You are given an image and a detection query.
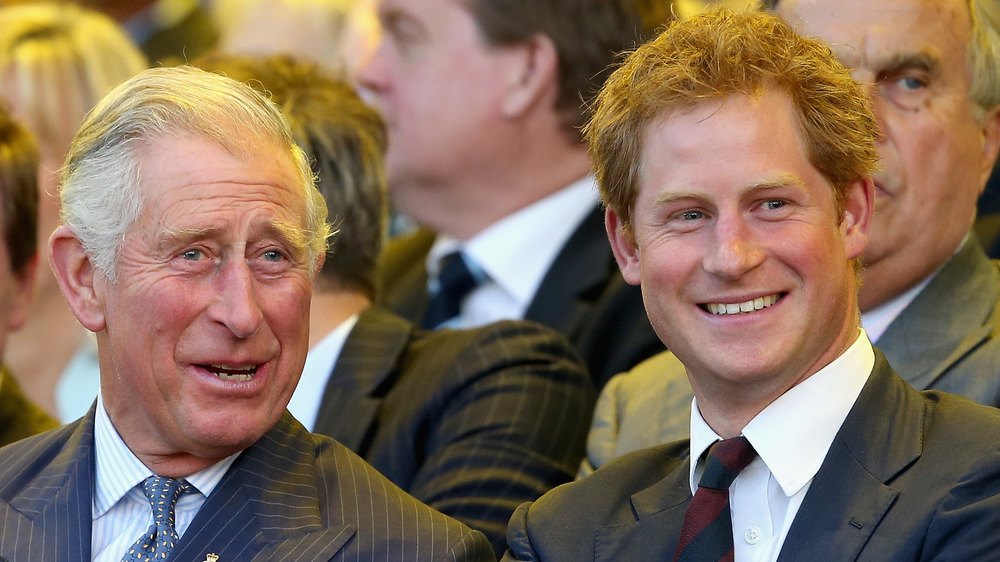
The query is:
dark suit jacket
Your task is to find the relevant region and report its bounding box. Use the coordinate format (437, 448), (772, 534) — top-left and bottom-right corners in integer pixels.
(0, 367), (58, 447)
(378, 207), (665, 388)
(313, 306), (595, 555)
(0, 409), (496, 561)
(876, 234), (1000, 404)
(503, 351), (1000, 561)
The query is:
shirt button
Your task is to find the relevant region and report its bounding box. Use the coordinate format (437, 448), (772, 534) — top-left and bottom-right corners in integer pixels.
(745, 526), (761, 545)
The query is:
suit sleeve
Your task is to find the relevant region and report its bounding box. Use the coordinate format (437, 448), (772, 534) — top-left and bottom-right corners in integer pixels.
(922, 445), (1000, 560)
(408, 321), (595, 556)
(445, 528), (500, 562)
(501, 502), (540, 562)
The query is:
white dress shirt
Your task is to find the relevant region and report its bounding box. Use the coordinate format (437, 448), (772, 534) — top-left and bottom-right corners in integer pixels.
(287, 314), (359, 431)
(426, 175), (600, 328)
(91, 395), (238, 562)
(688, 330), (875, 562)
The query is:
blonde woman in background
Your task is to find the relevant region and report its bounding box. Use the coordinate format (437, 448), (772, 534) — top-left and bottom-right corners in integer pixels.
(211, 0), (380, 78)
(0, 2), (148, 422)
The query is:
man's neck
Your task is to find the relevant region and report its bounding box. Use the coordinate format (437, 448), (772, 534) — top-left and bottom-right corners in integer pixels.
(395, 141), (592, 240)
(309, 289), (371, 348)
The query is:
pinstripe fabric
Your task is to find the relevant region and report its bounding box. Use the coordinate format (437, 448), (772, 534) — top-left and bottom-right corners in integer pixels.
(312, 306), (594, 555)
(0, 408), (496, 561)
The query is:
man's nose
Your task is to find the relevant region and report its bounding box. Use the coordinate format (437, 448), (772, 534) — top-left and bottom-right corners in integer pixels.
(702, 216), (766, 279)
(355, 38), (389, 97)
(210, 259), (264, 339)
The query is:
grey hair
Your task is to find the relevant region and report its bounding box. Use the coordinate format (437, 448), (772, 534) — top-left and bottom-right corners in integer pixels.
(59, 65), (331, 282)
(969, 0), (1000, 115)
(769, 0), (1000, 118)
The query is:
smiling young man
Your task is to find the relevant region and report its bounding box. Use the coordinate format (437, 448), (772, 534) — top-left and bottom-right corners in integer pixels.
(502, 9), (1000, 561)
(583, 0), (1000, 475)
(0, 66), (494, 561)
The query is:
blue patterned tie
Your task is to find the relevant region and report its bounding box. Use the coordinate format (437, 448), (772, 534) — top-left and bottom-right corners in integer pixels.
(121, 476), (191, 562)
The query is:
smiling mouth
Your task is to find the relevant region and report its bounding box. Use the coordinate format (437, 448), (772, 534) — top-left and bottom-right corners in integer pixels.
(202, 364), (259, 381)
(701, 293), (783, 316)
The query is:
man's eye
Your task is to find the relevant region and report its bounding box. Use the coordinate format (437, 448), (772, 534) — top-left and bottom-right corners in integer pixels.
(262, 250), (285, 262)
(680, 210), (703, 221)
(763, 200), (786, 210)
(181, 249), (203, 260)
(897, 76), (926, 90)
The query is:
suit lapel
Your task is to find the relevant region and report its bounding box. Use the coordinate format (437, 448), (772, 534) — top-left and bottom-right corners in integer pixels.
(0, 414), (94, 562)
(379, 228), (435, 325)
(524, 205), (616, 336)
(778, 352), (923, 561)
(877, 235), (1000, 390)
(312, 307), (411, 453)
(170, 415), (354, 561)
(594, 451), (692, 561)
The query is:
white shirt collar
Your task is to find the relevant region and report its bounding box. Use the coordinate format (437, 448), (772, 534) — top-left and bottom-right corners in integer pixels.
(861, 231), (968, 343)
(289, 313), (360, 431)
(92, 394), (239, 518)
(426, 176), (599, 313)
(689, 329), (874, 496)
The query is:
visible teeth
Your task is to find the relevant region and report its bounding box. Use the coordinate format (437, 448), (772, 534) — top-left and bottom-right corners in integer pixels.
(706, 294), (780, 316)
(207, 364), (257, 381)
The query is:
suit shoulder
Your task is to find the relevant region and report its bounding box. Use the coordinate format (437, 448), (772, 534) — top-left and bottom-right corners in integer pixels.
(317, 437), (495, 559)
(379, 229), (435, 280)
(412, 319), (589, 383)
(529, 442), (689, 522)
(921, 388), (1000, 436)
(0, 422), (80, 501)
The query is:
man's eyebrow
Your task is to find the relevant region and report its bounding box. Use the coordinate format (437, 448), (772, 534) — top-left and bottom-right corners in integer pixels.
(877, 52), (939, 76)
(266, 218), (311, 254)
(157, 224), (217, 246)
(156, 219), (311, 252)
(745, 175), (805, 192)
(650, 176), (804, 206)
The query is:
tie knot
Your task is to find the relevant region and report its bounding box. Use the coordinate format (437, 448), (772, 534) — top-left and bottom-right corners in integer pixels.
(422, 251), (482, 329)
(141, 476), (190, 527)
(436, 252), (478, 294)
(698, 436), (757, 491)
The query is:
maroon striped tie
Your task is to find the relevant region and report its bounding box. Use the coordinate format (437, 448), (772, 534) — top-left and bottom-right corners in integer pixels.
(673, 436), (757, 562)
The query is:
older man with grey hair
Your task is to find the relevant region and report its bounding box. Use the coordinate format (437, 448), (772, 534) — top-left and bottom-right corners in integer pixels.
(0, 65), (495, 561)
(582, 0), (1000, 476)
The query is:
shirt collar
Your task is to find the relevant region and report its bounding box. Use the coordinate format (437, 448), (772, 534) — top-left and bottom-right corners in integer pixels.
(93, 394), (240, 517)
(861, 231), (968, 342)
(289, 313), (360, 430)
(427, 176), (599, 308)
(689, 330), (874, 496)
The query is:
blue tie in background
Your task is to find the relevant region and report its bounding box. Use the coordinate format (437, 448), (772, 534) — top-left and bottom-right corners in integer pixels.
(423, 251), (480, 329)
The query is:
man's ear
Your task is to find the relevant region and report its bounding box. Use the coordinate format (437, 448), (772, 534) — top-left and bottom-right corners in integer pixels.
(978, 104), (1000, 193)
(840, 176), (875, 261)
(7, 252), (38, 332)
(606, 207), (642, 285)
(49, 225), (106, 332)
(501, 33), (558, 119)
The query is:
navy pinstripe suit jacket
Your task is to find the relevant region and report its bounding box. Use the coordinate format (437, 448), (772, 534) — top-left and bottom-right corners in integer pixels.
(0, 409), (496, 561)
(313, 306), (595, 555)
